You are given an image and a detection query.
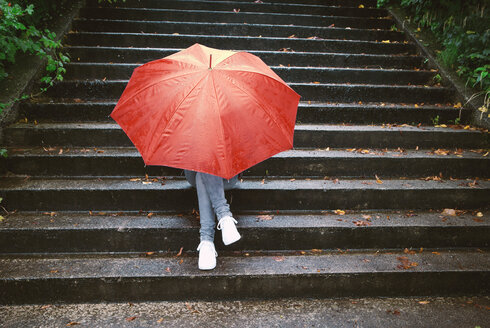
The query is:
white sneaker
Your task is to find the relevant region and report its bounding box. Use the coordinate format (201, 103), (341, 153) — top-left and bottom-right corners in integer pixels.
(197, 240), (217, 270)
(217, 216), (241, 245)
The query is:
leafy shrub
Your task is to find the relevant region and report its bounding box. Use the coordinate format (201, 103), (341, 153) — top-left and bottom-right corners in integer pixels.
(0, 0), (70, 114)
(378, 0), (489, 94)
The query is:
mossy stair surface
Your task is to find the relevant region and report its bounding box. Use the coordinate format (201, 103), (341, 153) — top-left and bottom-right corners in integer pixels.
(0, 0), (488, 304)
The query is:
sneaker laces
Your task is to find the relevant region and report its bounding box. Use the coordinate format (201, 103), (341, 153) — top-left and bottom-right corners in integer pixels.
(197, 241), (218, 257)
(217, 216), (237, 230)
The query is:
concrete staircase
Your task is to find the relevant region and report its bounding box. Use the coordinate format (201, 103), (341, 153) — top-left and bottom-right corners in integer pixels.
(0, 0), (489, 304)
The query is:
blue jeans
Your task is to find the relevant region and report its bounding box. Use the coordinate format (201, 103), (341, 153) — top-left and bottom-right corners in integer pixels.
(184, 170), (238, 242)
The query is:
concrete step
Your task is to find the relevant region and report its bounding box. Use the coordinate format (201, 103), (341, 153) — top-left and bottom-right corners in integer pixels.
(5, 123), (489, 149)
(87, 0), (388, 17)
(0, 249), (488, 304)
(64, 32), (416, 55)
(1, 211), (488, 253)
(72, 19), (406, 42)
(1, 296), (489, 327)
(4, 147), (489, 178)
(63, 63), (437, 86)
(66, 46), (426, 69)
(199, 0), (378, 6)
(78, 8), (396, 29)
(19, 101), (466, 125)
(0, 177), (489, 211)
(45, 80), (452, 103)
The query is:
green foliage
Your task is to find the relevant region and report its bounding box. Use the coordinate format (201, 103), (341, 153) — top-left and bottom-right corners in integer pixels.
(377, 0), (489, 95)
(432, 73), (442, 84)
(431, 115), (440, 125)
(0, 0), (70, 114)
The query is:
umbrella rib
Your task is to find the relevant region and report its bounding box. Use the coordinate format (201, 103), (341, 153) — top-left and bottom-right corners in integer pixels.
(220, 73), (294, 149)
(216, 52), (298, 94)
(115, 67), (202, 110)
(210, 72), (230, 179)
(217, 67), (292, 92)
(146, 72), (210, 161)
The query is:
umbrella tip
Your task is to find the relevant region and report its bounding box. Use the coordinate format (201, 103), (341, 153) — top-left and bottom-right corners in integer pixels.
(209, 54), (212, 69)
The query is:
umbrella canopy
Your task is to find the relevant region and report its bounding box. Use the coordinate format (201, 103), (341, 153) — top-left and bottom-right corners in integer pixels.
(111, 43), (301, 179)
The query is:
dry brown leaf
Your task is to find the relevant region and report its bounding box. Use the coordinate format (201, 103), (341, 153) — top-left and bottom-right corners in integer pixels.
(353, 220), (371, 226)
(441, 208), (457, 216)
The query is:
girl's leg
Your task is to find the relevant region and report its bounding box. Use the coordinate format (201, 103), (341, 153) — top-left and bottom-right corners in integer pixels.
(195, 172), (216, 242)
(198, 172), (241, 246)
(198, 172), (233, 220)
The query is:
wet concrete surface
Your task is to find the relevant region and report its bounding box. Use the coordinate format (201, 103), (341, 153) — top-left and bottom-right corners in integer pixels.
(0, 296), (488, 327)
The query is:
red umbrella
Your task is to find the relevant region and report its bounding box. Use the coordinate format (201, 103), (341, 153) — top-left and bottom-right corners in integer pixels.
(111, 43), (301, 179)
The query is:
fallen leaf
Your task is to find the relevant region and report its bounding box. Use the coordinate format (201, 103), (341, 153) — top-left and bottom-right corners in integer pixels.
(476, 212), (483, 217)
(334, 209), (346, 215)
(397, 256), (418, 269)
(43, 212), (57, 217)
(441, 208), (457, 216)
(176, 247), (183, 256)
(130, 178), (141, 181)
(233, 8), (240, 13)
(418, 300), (430, 304)
(381, 40), (391, 43)
(274, 256), (285, 261)
(375, 175), (383, 184)
(431, 251), (441, 255)
(126, 316), (137, 321)
(353, 220), (371, 226)
(147, 212), (154, 218)
(66, 322), (80, 326)
(157, 318), (165, 323)
(257, 214), (274, 220)
(358, 4), (364, 8)
(404, 248), (416, 255)
(165, 267), (171, 272)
